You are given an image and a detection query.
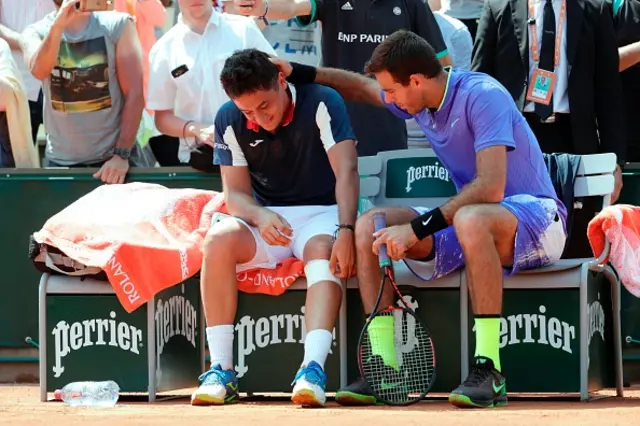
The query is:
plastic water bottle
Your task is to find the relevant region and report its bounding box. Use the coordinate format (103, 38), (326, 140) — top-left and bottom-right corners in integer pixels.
(54, 381), (120, 407)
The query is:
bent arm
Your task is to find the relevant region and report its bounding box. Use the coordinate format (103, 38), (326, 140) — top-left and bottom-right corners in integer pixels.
(115, 19), (145, 150)
(0, 24), (22, 50)
(21, 26), (64, 81)
(221, 166), (265, 225)
(439, 146), (507, 222)
(619, 41), (640, 72)
(234, 0), (312, 21)
(313, 67), (384, 107)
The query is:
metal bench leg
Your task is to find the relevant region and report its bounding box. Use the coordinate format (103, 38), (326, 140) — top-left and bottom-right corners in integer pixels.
(579, 266), (588, 401)
(39, 274), (49, 402)
(147, 300), (157, 402)
(602, 265), (624, 397)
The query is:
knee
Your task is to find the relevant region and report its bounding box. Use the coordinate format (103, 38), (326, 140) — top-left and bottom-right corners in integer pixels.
(453, 205), (492, 245)
(303, 234), (333, 262)
(203, 219), (245, 260)
(355, 210), (378, 251)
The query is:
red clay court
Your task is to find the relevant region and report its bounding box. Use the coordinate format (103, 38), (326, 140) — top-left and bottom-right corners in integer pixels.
(2, 386), (640, 426)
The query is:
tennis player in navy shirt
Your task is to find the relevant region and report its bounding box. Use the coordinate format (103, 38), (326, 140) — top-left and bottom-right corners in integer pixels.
(273, 30), (568, 408)
(194, 49), (359, 408)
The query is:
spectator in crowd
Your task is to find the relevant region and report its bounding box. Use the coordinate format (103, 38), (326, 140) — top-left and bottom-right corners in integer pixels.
(114, 0), (168, 106)
(196, 49), (358, 408)
(232, 0), (452, 157)
(472, 0), (626, 258)
(147, 0), (275, 166)
(433, 0), (483, 41)
(407, 8), (473, 146)
(0, 38), (40, 168)
(258, 18), (322, 67)
(0, 0), (55, 145)
(21, 0), (150, 184)
(612, 0), (640, 162)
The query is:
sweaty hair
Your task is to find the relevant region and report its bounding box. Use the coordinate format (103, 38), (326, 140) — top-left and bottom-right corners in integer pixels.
(364, 30), (443, 85)
(220, 49), (280, 99)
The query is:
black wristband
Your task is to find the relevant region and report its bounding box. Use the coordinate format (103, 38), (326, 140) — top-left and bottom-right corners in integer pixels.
(287, 62), (317, 85)
(410, 208), (448, 241)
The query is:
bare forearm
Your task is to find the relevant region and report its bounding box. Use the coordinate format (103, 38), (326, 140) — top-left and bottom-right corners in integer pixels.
(154, 110), (207, 139)
(116, 91), (145, 149)
(226, 192), (265, 226)
(335, 170), (359, 226)
(0, 24), (22, 50)
(27, 25), (64, 80)
(439, 179), (504, 223)
(315, 67), (383, 106)
(264, 0), (309, 20)
(619, 42), (640, 71)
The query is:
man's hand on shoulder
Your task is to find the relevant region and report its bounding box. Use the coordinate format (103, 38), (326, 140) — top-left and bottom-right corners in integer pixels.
(270, 57), (293, 79)
(93, 155), (130, 185)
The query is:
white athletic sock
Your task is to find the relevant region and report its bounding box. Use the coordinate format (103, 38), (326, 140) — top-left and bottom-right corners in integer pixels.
(206, 325), (235, 371)
(302, 329), (333, 369)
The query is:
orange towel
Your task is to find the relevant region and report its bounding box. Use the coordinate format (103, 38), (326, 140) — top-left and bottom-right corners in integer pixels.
(33, 182), (304, 312)
(588, 204), (640, 297)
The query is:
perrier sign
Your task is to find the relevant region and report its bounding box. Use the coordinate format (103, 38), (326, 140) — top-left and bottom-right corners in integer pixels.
(385, 157), (456, 198)
(46, 279), (203, 394)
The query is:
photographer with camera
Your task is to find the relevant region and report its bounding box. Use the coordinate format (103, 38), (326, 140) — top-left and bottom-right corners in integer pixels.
(21, 0), (153, 184)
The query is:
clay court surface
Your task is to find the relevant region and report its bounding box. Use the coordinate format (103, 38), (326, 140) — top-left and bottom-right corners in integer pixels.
(2, 386), (640, 425)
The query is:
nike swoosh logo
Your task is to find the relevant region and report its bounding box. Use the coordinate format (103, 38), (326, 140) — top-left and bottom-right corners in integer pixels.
(492, 380), (505, 394)
(380, 378), (402, 390)
(249, 140), (264, 147)
(422, 216), (432, 227)
(451, 118), (460, 128)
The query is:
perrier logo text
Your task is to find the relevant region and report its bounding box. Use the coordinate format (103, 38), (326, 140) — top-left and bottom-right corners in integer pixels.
(406, 162), (450, 193)
(52, 311), (144, 378)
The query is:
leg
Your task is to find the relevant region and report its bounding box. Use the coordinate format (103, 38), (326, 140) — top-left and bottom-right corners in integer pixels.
(449, 204), (518, 409)
(355, 207), (433, 314)
(336, 206), (434, 406)
(291, 234), (342, 407)
(192, 218), (257, 406)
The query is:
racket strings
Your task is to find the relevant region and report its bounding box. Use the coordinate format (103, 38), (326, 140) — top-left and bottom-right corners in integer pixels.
(360, 309), (435, 404)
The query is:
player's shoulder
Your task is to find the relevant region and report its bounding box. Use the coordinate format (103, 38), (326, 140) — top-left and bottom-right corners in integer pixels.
(296, 83), (347, 107)
(214, 100), (246, 132)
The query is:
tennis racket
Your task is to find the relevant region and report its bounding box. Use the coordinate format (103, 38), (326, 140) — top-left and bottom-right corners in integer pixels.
(356, 211), (436, 406)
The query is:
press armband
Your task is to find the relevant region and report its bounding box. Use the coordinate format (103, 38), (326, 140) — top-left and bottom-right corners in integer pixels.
(410, 208), (448, 240)
(287, 62), (317, 85)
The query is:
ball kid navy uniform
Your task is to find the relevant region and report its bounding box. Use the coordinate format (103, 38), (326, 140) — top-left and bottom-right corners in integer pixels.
(213, 83), (356, 271)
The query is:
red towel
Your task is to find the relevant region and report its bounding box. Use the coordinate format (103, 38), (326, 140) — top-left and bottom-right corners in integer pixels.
(33, 182), (304, 312)
(588, 204), (640, 297)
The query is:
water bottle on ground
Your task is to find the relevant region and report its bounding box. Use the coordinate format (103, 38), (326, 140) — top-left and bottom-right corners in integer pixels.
(53, 381), (120, 407)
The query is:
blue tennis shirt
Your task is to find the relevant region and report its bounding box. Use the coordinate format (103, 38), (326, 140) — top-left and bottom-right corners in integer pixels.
(383, 68), (567, 225)
(213, 83), (355, 206)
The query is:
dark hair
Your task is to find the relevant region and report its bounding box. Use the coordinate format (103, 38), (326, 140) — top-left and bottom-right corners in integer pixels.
(364, 30), (443, 85)
(220, 49), (280, 99)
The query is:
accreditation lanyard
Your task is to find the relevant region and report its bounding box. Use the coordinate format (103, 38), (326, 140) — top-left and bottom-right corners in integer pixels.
(528, 0), (566, 70)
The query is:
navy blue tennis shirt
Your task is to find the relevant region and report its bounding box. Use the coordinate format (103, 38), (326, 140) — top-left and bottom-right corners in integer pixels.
(213, 83), (356, 206)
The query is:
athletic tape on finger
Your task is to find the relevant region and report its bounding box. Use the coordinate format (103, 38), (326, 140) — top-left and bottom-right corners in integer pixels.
(304, 259), (342, 288)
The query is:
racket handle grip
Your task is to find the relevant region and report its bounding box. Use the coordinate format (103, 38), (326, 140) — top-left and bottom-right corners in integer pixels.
(372, 212), (392, 268)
